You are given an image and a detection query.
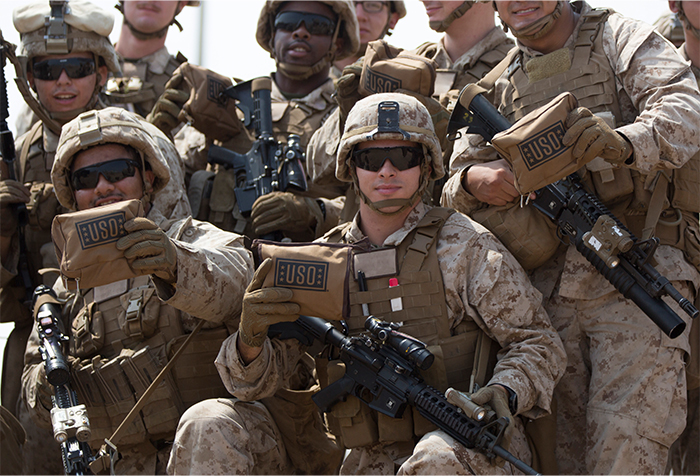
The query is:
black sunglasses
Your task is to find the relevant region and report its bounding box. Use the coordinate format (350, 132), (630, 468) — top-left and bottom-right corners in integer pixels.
(352, 146), (424, 172)
(32, 57), (97, 81)
(274, 11), (337, 36)
(71, 159), (142, 191)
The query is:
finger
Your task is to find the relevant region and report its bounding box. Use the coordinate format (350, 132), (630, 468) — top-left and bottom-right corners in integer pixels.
(155, 98), (184, 119)
(163, 72), (183, 90)
(123, 217), (159, 233)
(247, 286), (294, 304)
(254, 218), (287, 236)
(162, 88), (190, 105)
(122, 239), (164, 259)
(247, 258), (273, 293)
(469, 387), (492, 405)
(562, 116), (596, 147)
(253, 303), (300, 318)
(564, 107), (593, 129)
(116, 229), (162, 251)
(571, 123), (602, 159)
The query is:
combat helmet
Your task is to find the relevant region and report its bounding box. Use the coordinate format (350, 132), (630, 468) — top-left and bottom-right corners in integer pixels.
(11, 0), (121, 136)
(52, 107), (170, 211)
(337, 92), (444, 215)
(256, 0), (360, 80)
(115, 1), (200, 40)
(384, 1), (407, 37)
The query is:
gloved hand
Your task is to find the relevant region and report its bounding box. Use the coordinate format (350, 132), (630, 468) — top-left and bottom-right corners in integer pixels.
(116, 218), (178, 283)
(240, 258), (300, 347)
(469, 385), (515, 462)
(251, 192), (320, 237)
(0, 180), (30, 236)
(148, 85), (190, 134)
(336, 61), (364, 131)
(563, 107), (633, 166)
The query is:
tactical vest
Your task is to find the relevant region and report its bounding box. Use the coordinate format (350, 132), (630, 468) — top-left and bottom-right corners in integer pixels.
(321, 208), (499, 447)
(16, 123), (67, 284)
(414, 41), (515, 99)
(103, 52), (186, 118)
(68, 276), (230, 450)
(494, 5), (700, 245)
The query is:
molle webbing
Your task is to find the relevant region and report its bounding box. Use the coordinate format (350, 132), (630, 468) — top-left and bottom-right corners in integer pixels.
(501, 8), (621, 123)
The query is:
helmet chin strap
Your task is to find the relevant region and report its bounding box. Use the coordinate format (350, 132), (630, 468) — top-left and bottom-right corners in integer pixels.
(429, 1), (474, 32)
(503, 1), (563, 40)
(677, 3), (700, 40)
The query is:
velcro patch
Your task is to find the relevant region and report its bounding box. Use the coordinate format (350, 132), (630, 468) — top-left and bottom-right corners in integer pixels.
(363, 69), (401, 94)
(76, 212), (127, 250)
(518, 121), (568, 170)
(274, 259), (328, 291)
(207, 75), (227, 107)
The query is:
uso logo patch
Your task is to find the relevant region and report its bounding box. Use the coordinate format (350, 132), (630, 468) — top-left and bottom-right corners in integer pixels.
(274, 259), (328, 291)
(364, 69), (401, 94)
(517, 121), (568, 170)
(207, 75), (227, 107)
(76, 212), (127, 250)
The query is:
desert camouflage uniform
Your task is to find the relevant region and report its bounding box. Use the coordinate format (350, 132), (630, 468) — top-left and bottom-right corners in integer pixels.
(20, 202), (253, 474)
(442, 3), (700, 473)
(169, 201), (566, 475)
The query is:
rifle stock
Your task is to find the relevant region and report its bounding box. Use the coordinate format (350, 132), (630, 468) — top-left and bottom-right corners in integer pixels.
(269, 315), (540, 475)
(447, 89), (697, 338)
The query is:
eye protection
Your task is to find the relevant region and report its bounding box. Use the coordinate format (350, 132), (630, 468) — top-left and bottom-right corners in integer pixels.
(354, 1), (388, 14)
(352, 146), (424, 172)
(71, 159), (142, 191)
(274, 11), (337, 36)
(32, 57), (97, 81)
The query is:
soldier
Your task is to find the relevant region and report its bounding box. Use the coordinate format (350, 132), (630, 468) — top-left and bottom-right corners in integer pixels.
(0, 2), (191, 472)
(151, 0), (359, 241)
(653, 11), (685, 48)
(105, 0), (199, 119)
(331, 1), (407, 79)
(168, 92), (566, 475)
(665, 3), (700, 474)
(413, 1), (514, 101)
(441, 1), (700, 473)
(20, 106), (254, 475)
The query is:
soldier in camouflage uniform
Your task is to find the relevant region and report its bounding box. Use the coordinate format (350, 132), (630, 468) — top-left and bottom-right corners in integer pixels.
(168, 92), (566, 475)
(442, 1), (700, 473)
(653, 11), (685, 48)
(20, 106), (254, 475)
(331, 1), (407, 79)
(665, 3), (700, 474)
(151, 1), (359, 242)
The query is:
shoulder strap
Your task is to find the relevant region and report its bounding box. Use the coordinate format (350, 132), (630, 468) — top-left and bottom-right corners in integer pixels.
(401, 207), (455, 272)
(18, 121), (44, 182)
(475, 46), (520, 93)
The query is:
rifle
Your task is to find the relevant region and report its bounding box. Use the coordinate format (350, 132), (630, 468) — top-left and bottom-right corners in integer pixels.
(448, 89), (698, 338)
(1, 30), (33, 305)
(207, 77), (307, 239)
(269, 315), (540, 476)
(34, 285), (95, 475)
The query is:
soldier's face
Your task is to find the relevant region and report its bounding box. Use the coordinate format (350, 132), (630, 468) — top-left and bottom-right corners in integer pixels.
(273, 2), (339, 67)
(494, 1), (558, 32)
(122, 1), (184, 33)
(28, 51), (108, 114)
(71, 144), (154, 211)
(421, 1), (466, 23)
(355, 139), (422, 214)
(355, 1), (399, 46)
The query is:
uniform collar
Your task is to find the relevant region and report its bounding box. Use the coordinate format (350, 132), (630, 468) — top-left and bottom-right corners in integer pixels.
(117, 46), (172, 75)
(346, 202), (431, 247)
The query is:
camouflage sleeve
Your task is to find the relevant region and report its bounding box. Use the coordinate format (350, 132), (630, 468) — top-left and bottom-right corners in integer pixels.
(603, 14), (700, 172)
(438, 214), (566, 419)
(214, 332), (308, 401)
(154, 219), (254, 324)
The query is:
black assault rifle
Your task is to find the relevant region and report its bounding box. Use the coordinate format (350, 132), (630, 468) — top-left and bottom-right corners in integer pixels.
(1, 30), (33, 305)
(269, 315), (540, 475)
(447, 91), (698, 338)
(207, 77), (307, 239)
(34, 285), (95, 475)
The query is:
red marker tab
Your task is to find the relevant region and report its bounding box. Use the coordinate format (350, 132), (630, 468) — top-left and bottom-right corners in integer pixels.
(389, 278), (402, 311)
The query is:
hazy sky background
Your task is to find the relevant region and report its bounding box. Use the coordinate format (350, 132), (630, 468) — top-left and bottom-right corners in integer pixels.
(0, 0), (683, 359)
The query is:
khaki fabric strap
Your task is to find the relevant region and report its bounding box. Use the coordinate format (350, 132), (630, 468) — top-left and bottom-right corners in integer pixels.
(401, 207), (455, 272)
(90, 319), (204, 473)
(474, 46), (520, 93)
(470, 331), (493, 391)
(642, 171), (671, 241)
(19, 121), (44, 183)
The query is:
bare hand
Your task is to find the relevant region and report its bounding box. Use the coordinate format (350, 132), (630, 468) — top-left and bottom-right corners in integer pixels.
(463, 159), (520, 206)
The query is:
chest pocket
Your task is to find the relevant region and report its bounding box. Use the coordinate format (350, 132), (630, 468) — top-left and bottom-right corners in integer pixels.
(118, 287), (161, 340)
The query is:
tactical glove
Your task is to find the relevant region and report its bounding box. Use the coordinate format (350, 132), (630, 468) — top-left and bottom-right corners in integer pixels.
(0, 180), (30, 237)
(148, 86), (190, 134)
(251, 192), (321, 236)
(469, 386), (515, 464)
(116, 217), (178, 283)
(336, 61), (364, 132)
(563, 107), (633, 166)
(240, 258), (300, 347)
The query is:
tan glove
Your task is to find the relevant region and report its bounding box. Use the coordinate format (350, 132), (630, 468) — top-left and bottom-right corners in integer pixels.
(240, 258), (300, 347)
(469, 386), (515, 464)
(251, 192), (320, 236)
(0, 180), (30, 236)
(563, 107), (633, 166)
(148, 85), (190, 134)
(116, 218), (178, 283)
(336, 61), (364, 132)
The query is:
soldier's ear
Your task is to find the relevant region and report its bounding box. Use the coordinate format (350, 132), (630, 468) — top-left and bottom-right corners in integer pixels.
(143, 170), (155, 191)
